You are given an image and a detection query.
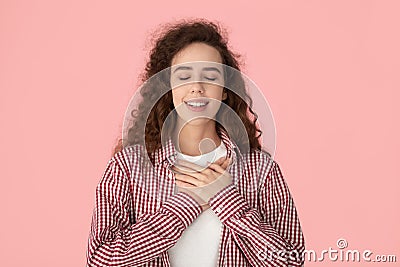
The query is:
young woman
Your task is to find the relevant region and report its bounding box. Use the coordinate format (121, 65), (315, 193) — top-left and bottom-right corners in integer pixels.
(86, 19), (305, 267)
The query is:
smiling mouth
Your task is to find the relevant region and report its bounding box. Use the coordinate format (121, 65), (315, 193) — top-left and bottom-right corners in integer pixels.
(184, 99), (210, 111)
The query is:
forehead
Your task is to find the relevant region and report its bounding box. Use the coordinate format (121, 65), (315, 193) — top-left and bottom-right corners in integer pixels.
(171, 42), (223, 65)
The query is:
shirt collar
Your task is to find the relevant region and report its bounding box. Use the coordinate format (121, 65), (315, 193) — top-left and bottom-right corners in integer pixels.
(154, 128), (240, 167)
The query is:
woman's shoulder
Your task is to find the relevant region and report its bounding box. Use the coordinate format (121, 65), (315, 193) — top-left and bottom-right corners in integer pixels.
(113, 143), (145, 158)
(109, 144), (149, 176)
(243, 148), (276, 169)
(239, 148), (280, 187)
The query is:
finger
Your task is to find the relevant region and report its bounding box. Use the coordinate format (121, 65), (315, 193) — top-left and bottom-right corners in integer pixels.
(175, 173), (205, 187)
(174, 167), (208, 182)
(213, 156), (226, 165)
(176, 180), (195, 188)
(220, 157), (232, 169)
(207, 157), (230, 171)
(175, 159), (207, 172)
(206, 162), (227, 174)
(171, 165), (194, 174)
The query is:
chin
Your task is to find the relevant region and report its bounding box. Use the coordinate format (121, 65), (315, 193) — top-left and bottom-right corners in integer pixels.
(176, 113), (216, 126)
(186, 117), (213, 126)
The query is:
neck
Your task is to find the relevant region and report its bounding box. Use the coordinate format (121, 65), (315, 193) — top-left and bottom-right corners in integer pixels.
(174, 118), (221, 156)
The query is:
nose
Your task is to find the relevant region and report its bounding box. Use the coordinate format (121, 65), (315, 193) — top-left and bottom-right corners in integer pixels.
(190, 82), (204, 94)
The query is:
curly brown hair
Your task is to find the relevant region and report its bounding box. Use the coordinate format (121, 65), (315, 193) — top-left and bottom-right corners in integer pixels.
(112, 18), (266, 161)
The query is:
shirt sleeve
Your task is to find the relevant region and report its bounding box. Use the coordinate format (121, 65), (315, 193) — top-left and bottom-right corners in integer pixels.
(208, 160), (305, 267)
(86, 158), (202, 267)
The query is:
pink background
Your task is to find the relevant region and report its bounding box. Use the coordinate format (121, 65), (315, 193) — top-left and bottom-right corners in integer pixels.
(1, 0), (399, 266)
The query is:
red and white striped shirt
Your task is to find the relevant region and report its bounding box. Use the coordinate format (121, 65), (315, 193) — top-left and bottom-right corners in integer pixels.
(86, 130), (305, 266)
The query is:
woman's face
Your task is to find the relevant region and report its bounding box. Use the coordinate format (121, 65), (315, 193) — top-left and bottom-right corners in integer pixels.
(170, 42), (227, 126)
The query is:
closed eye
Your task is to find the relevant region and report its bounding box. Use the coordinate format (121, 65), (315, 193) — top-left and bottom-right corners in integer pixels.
(204, 77), (217, 81)
(178, 76), (191, 80)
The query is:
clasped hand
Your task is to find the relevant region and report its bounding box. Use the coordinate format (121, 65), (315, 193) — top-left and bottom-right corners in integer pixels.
(172, 157), (233, 211)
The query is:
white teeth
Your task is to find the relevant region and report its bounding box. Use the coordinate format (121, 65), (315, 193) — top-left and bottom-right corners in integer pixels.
(186, 102), (207, 107)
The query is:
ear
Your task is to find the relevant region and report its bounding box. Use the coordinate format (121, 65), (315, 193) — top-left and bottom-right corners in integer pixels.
(222, 90), (228, 100)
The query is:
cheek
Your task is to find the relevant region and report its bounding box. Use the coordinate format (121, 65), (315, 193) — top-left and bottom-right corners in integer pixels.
(207, 86), (225, 99)
(172, 89), (184, 105)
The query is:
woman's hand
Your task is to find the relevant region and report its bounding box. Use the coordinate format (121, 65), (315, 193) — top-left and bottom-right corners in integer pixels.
(172, 156), (233, 211)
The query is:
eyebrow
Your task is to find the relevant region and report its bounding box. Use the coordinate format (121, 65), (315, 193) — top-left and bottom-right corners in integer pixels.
(172, 66), (221, 74)
(203, 67), (221, 74)
(172, 66), (192, 73)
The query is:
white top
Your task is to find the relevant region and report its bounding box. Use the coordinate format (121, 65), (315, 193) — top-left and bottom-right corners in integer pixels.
(168, 141), (227, 267)
(175, 140), (228, 168)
